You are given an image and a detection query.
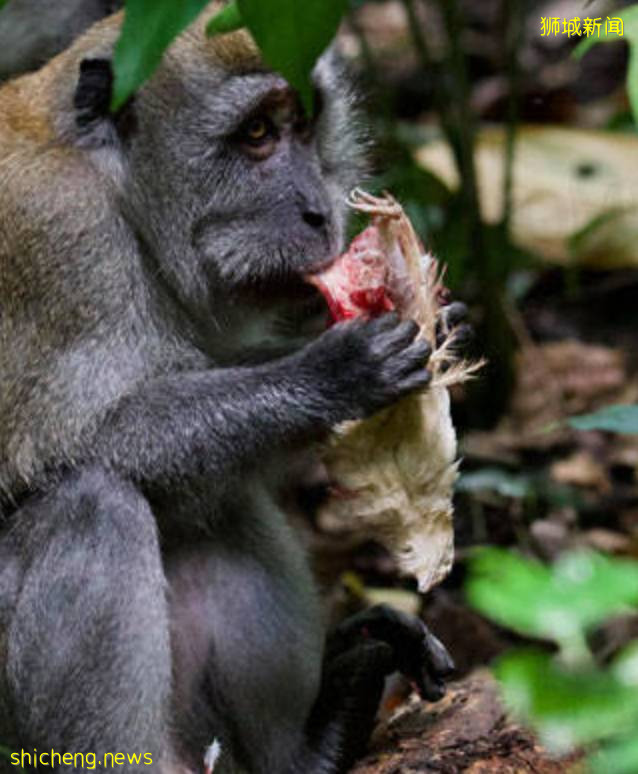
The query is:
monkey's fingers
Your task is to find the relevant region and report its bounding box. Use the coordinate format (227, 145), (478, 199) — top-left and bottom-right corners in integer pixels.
(436, 301), (472, 346)
(409, 627), (455, 702)
(329, 604), (454, 703)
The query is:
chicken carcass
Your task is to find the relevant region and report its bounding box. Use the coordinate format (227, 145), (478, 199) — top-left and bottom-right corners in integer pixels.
(308, 190), (482, 592)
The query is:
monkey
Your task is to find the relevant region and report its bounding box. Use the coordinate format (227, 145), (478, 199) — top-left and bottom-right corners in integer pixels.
(0, 0), (122, 81)
(0, 5), (455, 773)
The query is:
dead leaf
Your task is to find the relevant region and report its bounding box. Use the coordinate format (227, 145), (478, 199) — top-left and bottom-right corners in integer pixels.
(550, 451), (610, 492)
(464, 340), (629, 457)
(577, 528), (636, 555)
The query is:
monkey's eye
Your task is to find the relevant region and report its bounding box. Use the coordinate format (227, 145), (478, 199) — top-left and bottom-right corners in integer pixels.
(236, 115), (279, 160)
(246, 118), (269, 141)
(240, 116), (277, 146)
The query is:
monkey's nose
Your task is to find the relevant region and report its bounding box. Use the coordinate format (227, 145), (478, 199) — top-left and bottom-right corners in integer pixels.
(302, 210), (327, 230)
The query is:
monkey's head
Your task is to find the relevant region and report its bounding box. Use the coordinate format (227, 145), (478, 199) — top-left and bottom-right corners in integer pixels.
(52, 4), (367, 355)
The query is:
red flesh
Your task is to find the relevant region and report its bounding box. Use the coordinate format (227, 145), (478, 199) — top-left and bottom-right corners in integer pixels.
(308, 225), (395, 322)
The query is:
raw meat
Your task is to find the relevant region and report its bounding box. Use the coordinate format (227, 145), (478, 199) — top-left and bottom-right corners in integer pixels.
(307, 190), (482, 592)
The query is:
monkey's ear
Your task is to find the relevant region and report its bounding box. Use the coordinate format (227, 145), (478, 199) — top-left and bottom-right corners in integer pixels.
(74, 58), (136, 144)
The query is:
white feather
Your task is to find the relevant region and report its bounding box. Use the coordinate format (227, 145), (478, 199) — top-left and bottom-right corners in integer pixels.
(318, 192), (483, 591)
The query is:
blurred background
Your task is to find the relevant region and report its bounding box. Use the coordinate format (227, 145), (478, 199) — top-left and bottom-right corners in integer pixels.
(323, 1), (638, 769)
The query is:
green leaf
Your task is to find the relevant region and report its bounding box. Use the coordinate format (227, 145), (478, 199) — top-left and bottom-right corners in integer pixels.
(495, 649), (638, 753)
(590, 737), (638, 774)
(612, 641), (638, 687)
(206, 0), (243, 36)
(237, 0), (348, 114)
(467, 549), (638, 648)
(573, 31), (603, 60)
(573, 6), (638, 60)
(567, 404), (638, 434)
(111, 0), (211, 112)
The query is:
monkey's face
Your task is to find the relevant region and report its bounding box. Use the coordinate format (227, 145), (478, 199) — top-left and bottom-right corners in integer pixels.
(124, 55), (365, 336)
(189, 81), (345, 289)
(68, 25), (365, 353)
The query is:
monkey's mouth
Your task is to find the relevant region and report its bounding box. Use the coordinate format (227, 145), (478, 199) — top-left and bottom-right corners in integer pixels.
(219, 240), (339, 326)
(282, 286), (332, 329)
(303, 252), (339, 275)
(290, 254), (339, 320)
(234, 269), (329, 316)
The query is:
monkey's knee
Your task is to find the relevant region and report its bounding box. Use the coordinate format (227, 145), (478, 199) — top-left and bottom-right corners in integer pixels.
(4, 467), (171, 763)
(20, 465), (159, 542)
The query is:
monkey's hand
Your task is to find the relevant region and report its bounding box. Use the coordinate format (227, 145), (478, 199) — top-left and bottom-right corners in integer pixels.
(301, 312), (432, 423)
(326, 604), (454, 702)
(436, 300), (474, 356)
(308, 604), (453, 772)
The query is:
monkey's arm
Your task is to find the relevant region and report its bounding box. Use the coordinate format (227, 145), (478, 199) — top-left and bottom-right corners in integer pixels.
(87, 315), (431, 492)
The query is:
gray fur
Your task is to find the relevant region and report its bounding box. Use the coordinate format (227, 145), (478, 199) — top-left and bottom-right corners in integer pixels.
(0, 0), (121, 80)
(0, 8), (440, 773)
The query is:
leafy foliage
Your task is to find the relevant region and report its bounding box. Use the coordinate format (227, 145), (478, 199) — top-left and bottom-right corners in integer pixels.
(112, 0), (210, 111)
(567, 404), (638, 434)
(468, 549), (638, 654)
(113, 0), (348, 114)
(496, 649), (638, 752)
(468, 549), (638, 772)
(235, 0), (348, 114)
(206, 1), (243, 35)
(591, 735), (638, 774)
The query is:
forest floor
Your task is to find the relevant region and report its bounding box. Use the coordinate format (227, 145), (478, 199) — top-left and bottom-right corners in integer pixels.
(353, 671), (583, 773)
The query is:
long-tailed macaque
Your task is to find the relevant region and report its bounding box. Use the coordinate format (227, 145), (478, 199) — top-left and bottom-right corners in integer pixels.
(0, 5), (453, 772)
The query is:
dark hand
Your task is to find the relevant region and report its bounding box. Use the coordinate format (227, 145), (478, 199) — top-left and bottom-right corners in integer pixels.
(436, 300), (474, 355)
(327, 603), (454, 702)
(303, 312), (432, 423)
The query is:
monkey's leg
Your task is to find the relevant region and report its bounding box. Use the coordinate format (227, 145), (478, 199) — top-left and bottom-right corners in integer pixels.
(165, 495), (326, 774)
(0, 468), (171, 773)
(299, 605), (454, 774)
